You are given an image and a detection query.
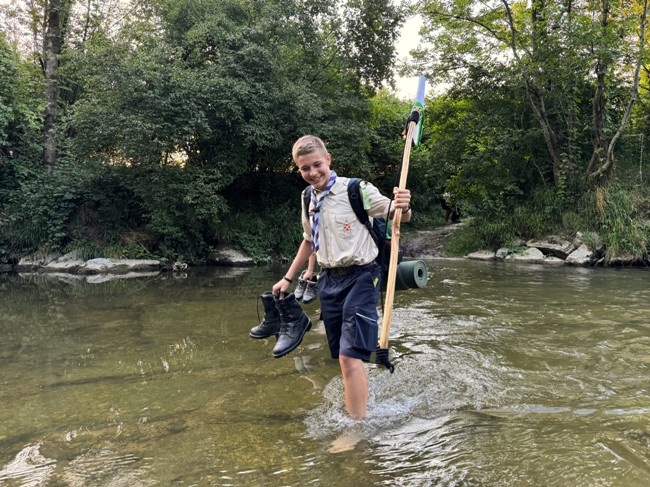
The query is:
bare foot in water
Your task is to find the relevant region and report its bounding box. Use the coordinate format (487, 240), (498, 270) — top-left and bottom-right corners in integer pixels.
(328, 428), (364, 453)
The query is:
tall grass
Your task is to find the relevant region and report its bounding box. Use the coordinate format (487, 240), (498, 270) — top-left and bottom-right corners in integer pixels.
(446, 184), (650, 263)
(589, 185), (649, 262)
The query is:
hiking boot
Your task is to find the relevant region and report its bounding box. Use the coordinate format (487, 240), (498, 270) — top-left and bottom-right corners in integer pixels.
(294, 271), (308, 301)
(301, 276), (319, 305)
(272, 293), (312, 358)
(249, 292), (281, 339)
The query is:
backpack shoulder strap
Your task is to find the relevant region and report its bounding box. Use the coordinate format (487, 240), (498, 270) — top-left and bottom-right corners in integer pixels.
(347, 178), (371, 230)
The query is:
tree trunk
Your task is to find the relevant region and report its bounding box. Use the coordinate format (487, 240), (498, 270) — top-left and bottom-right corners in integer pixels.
(525, 85), (564, 186)
(586, 57), (608, 176)
(589, 0), (648, 180)
(43, 0), (69, 171)
(503, 0), (564, 186)
(585, 1), (610, 178)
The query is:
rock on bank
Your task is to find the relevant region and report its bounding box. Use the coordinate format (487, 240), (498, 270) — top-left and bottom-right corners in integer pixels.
(15, 252), (161, 274)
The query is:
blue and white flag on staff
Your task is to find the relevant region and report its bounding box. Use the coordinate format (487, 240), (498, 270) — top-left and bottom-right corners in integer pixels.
(402, 75), (426, 146)
(412, 75), (425, 146)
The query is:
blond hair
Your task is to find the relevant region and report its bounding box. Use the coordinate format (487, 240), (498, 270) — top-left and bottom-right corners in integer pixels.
(292, 135), (328, 161)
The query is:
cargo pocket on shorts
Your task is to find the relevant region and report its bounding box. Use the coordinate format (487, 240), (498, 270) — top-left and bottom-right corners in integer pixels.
(353, 307), (379, 353)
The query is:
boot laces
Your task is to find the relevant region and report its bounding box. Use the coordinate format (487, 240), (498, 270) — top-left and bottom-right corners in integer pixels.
(276, 300), (290, 334)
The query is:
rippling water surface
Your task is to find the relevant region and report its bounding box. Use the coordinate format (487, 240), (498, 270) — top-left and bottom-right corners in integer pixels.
(0, 261), (649, 486)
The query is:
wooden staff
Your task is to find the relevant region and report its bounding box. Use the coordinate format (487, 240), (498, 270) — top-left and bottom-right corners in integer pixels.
(376, 117), (418, 372)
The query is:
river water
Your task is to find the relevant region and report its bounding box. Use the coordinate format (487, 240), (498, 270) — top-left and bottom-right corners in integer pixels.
(0, 260), (649, 486)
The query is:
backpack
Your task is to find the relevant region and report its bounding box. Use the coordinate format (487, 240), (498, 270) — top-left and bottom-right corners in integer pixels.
(302, 178), (401, 274)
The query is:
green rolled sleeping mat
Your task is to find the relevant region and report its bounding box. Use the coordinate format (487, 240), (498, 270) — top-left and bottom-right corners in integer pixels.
(383, 259), (428, 291)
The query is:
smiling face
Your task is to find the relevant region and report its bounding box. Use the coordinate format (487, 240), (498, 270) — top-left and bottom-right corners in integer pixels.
(292, 136), (332, 191)
(295, 149), (332, 191)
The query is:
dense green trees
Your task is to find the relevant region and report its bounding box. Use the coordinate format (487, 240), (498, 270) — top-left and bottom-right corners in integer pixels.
(413, 0), (650, 260)
(0, 0), (649, 264)
(416, 0), (647, 183)
(0, 0), (407, 263)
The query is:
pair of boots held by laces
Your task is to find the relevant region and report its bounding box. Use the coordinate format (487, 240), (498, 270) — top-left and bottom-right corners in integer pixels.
(294, 271), (318, 304)
(249, 292), (311, 358)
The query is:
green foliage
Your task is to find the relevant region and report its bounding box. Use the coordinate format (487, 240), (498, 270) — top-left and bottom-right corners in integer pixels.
(4, 0), (649, 268)
(414, 0), (644, 186)
(218, 203), (303, 263)
(422, 85), (544, 225)
(588, 185), (649, 262)
(443, 179), (650, 262)
(36, 0), (394, 262)
(219, 168), (306, 260)
(1, 0), (413, 264)
(513, 187), (565, 237)
(0, 33), (43, 166)
(122, 164), (230, 261)
(366, 91), (411, 188)
(340, 0), (404, 90)
(445, 219), (515, 256)
(445, 185), (577, 254)
(510, 206), (546, 240)
(1, 161), (88, 253)
(64, 239), (157, 261)
(0, 157), (233, 262)
(66, 3), (288, 174)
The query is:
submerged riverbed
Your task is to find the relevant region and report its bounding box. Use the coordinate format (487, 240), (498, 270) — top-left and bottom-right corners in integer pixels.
(1, 260), (649, 486)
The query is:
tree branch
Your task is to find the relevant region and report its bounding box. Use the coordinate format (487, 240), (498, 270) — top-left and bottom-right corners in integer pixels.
(590, 0), (648, 179)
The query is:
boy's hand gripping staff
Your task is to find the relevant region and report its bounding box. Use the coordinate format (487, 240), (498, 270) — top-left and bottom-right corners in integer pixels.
(376, 76), (425, 373)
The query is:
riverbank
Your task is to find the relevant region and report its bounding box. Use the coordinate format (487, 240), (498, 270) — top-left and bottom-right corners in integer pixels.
(2, 222), (645, 276)
(403, 223), (645, 267)
(1, 225), (461, 276)
(402, 223), (463, 259)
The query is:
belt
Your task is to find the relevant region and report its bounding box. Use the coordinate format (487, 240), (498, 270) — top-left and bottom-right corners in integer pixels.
(324, 263), (375, 276)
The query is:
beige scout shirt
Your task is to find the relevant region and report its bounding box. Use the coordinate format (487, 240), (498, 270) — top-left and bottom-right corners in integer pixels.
(301, 176), (392, 269)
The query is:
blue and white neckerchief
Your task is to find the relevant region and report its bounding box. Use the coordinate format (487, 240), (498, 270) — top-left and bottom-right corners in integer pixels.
(310, 171), (337, 252)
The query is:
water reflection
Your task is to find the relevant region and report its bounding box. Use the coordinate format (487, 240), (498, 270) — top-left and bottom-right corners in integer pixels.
(1, 262), (649, 486)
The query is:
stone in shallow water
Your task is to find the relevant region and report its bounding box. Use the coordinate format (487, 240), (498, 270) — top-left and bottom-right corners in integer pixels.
(504, 247), (545, 263)
(466, 250), (497, 261)
(565, 244), (595, 266)
(526, 236), (575, 259)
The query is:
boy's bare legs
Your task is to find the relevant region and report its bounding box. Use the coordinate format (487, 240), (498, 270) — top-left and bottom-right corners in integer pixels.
(339, 355), (368, 419)
(328, 355), (367, 453)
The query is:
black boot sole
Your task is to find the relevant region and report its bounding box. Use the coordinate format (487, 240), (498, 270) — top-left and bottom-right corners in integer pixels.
(272, 320), (312, 358)
(249, 332), (279, 340)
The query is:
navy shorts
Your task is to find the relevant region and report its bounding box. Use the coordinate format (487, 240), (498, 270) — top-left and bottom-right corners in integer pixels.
(318, 263), (381, 362)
